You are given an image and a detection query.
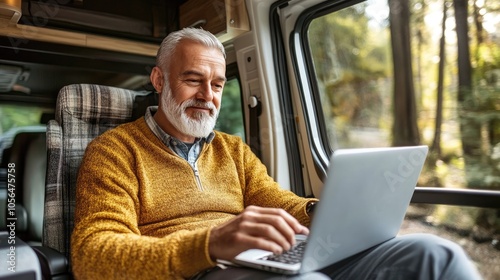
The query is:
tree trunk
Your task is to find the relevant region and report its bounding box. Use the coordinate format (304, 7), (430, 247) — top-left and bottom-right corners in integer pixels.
(453, 0), (482, 187)
(431, 0), (448, 156)
(472, 0), (484, 45)
(389, 0), (420, 146)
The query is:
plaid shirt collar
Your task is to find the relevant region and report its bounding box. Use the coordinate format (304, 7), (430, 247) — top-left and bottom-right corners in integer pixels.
(144, 106), (214, 162)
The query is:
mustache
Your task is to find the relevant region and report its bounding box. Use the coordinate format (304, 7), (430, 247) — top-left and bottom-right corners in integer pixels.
(181, 99), (217, 115)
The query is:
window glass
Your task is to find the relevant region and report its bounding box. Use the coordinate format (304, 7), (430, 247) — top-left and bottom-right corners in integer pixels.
(307, 0), (500, 191)
(306, 0), (499, 278)
(0, 104), (47, 163)
(0, 105), (45, 133)
(308, 1), (392, 149)
(215, 77), (245, 140)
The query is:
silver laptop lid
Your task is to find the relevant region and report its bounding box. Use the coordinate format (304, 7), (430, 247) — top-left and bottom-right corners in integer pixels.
(300, 145), (428, 273)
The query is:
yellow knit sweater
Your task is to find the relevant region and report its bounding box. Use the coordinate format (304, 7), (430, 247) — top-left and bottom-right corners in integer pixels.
(71, 117), (315, 280)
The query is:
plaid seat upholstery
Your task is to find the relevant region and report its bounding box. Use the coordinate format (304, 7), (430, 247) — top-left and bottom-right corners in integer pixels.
(43, 84), (156, 262)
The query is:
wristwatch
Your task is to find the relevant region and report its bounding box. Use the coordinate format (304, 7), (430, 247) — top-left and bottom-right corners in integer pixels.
(306, 201), (317, 215)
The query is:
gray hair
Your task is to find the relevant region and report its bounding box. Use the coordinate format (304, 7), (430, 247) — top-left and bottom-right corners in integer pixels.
(156, 28), (226, 71)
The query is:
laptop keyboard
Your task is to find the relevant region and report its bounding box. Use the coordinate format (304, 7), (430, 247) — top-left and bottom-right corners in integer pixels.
(260, 241), (307, 264)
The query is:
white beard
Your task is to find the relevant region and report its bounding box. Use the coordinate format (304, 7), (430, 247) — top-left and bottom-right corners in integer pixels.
(160, 87), (219, 138)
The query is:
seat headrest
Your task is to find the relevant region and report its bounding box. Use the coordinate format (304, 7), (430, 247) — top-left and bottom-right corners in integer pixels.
(55, 84), (155, 126)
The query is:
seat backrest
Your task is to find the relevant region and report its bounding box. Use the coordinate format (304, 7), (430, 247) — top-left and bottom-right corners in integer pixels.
(23, 132), (47, 244)
(43, 84), (157, 261)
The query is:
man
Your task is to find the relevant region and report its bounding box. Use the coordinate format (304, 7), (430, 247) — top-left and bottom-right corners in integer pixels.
(71, 28), (481, 279)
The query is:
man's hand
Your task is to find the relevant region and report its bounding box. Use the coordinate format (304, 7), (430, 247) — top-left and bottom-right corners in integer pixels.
(208, 205), (309, 261)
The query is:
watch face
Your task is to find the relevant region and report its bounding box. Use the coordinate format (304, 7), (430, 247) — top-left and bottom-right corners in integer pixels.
(307, 202), (317, 213)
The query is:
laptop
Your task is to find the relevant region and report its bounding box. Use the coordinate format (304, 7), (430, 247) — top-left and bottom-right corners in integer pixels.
(230, 145), (429, 275)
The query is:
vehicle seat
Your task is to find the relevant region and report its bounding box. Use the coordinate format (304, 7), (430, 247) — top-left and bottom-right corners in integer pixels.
(40, 84), (157, 278)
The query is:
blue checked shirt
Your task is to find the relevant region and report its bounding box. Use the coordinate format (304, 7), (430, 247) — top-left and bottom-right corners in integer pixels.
(144, 106), (214, 166)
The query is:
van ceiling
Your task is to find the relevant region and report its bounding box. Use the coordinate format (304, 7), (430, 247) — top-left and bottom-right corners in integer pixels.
(20, 0), (186, 43)
(0, 0), (188, 107)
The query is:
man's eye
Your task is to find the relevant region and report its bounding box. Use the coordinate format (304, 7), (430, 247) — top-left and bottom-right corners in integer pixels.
(186, 79), (201, 85)
(212, 85), (224, 93)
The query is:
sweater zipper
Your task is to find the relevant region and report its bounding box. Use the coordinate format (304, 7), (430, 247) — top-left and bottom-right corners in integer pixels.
(191, 161), (204, 191)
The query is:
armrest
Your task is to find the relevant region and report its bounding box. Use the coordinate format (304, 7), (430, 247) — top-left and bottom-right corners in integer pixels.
(31, 246), (71, 279)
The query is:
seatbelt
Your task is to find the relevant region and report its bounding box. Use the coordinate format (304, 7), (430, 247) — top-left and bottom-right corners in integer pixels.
(248, 95), (262, 159)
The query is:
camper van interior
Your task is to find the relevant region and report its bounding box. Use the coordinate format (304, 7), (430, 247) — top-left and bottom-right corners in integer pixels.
(0, 0), (499, 279)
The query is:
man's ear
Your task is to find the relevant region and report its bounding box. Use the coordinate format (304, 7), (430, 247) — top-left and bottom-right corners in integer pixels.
(150, 66), (164, 93)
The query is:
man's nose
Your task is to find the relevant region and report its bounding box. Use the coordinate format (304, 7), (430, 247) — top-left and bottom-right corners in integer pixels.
(197, 82), (214, 102)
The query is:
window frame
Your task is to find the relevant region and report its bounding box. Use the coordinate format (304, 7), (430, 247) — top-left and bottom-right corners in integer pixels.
(269, 0), (306, 197)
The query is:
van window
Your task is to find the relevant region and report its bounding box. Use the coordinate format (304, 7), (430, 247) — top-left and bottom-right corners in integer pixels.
(308, 3), (391, 149)
(306, 0), (500, 192)
(0, 104), (47, 162)
(215, 77), (245, 140)
(0, 105), (45, 134)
